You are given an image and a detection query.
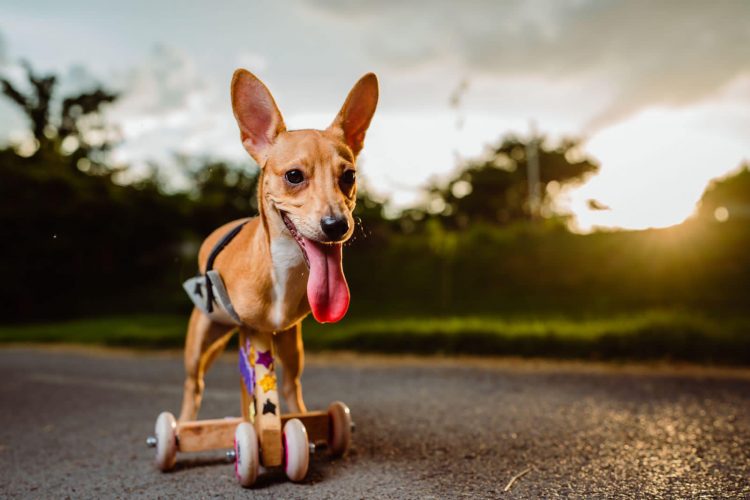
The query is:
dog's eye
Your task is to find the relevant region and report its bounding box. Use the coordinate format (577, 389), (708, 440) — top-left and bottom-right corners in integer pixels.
(340, 170), (356, 186)
(284, 169), (304, 185)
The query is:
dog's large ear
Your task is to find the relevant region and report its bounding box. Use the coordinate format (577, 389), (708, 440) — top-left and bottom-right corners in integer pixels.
(231, 69), (286, 165)
(328, 73), (379, 158)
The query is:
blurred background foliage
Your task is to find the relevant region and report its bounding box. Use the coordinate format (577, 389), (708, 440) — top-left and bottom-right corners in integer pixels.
(2, 64), (749, 362)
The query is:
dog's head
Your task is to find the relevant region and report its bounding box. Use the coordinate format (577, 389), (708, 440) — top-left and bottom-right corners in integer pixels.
(231, 70), (378, 323)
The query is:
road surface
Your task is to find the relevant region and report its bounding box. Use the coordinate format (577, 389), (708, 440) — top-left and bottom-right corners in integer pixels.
(1, 347), (749, 498)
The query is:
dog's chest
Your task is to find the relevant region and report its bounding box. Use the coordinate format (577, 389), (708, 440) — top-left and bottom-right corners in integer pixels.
(269, 237), (307, 327)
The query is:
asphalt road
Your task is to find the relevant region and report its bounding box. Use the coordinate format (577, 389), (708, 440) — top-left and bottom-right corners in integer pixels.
(1, 347), (749, 498)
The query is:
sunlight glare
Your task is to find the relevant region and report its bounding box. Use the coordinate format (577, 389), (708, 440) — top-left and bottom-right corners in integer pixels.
(569, 101), (750, 232)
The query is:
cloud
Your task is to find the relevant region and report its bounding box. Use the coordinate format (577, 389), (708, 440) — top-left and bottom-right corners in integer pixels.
(303, 0), (750, 129)
(114, 44), (208, 115)
(108, 44), (247, 187)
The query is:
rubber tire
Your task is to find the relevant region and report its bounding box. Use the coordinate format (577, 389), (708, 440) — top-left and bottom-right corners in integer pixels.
(283, 418), (309, 482)
(154, 412), (177, 471)
(234, 422), (259, 487)
(327, 401), (352, 457)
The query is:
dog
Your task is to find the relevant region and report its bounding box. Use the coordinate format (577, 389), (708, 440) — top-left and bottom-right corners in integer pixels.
(178, 69), (378, 423)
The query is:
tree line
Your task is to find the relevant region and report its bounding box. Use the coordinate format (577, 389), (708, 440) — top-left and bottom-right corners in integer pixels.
(1, 63), (748, 322)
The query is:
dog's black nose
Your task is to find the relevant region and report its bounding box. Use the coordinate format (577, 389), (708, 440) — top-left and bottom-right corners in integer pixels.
(320, 216), (349, 241)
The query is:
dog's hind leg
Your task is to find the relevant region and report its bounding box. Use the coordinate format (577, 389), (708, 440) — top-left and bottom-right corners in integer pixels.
(178, 308), (235, 422)
(274, 322), (307, 414)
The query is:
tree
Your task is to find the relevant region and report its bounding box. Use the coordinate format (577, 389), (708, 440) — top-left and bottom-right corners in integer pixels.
(1, 61), (118, 165)
(186, 158), (260, 237)
(0, 63), (182, 320)
(697, 162), (750, 223)
(428, 134), (599, 228)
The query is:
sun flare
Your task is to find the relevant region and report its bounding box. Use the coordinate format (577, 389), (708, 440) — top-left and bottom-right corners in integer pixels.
(567, 98), (750, 232)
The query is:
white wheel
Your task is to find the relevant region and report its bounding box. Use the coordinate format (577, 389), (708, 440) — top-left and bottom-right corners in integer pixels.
(327, 401), (352, 457)
(283, 418), (309, 482)
(154, 412), (177, 471)
(234, 422), (259, 487)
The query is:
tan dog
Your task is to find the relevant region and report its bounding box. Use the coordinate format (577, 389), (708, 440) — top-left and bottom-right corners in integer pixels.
(178, 70), (378, 422)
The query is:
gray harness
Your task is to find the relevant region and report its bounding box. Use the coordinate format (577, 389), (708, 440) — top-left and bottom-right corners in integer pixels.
(182, 221), (248, 326)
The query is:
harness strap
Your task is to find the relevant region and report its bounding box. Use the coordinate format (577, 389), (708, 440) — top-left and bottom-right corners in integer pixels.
(205, 220), (249, 313)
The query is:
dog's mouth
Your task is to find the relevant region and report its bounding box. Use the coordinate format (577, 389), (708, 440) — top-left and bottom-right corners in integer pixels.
(280, 211), (350, 324)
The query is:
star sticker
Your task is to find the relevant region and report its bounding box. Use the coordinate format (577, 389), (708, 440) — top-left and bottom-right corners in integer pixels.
(256, 350), (273, 369)
(238, 345), (255, 396)
(262, 398), (276, 415)
(259, 373), (277, 392)
(193, 281), (203, 298)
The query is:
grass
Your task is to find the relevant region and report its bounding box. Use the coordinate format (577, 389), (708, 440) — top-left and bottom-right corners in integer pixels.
(1, 310), (748, 364)
(0, 314), (187, 348)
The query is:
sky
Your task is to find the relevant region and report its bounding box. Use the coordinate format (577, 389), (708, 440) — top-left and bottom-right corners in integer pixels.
(1, 0), (748, 231)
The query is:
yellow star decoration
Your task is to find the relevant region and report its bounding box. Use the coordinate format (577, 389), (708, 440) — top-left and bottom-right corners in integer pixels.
(248, 402), (256, 424)
(259, 373), (277, 392)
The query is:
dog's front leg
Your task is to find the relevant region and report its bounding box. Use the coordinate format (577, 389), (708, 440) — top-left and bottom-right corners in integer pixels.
(274, 322), (307, 413)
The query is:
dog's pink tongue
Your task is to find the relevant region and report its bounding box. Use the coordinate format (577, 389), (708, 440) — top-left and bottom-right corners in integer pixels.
(303, 238), (350, 323)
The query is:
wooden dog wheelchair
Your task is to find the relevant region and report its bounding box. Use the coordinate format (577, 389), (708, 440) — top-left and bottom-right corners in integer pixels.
(146, 330), (353, 487)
